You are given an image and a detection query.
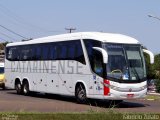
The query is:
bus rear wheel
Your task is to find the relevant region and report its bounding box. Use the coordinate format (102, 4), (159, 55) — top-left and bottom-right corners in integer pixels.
(15, 81), (22, 94)
(75, 84), (87, 104)
(2, 84), (5, 90)
(22, 81), (30, 95)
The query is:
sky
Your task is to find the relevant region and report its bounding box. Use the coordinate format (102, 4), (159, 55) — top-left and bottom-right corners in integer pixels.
(0, 0), (160, 54)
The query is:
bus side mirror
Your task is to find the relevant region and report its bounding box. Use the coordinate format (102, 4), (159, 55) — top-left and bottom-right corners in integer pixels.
(143, 49), (154, 64)
(92, 47), (108, 64)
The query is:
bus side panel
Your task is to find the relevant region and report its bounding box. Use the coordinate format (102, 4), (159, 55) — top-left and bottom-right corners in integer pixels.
(5, 60), (16, 89)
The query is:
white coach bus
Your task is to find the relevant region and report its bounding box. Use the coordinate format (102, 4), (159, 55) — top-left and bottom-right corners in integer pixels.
(5, 32), (154, 103)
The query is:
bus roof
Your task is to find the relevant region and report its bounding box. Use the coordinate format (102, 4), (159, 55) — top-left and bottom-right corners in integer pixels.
(7, 32), (139, 47)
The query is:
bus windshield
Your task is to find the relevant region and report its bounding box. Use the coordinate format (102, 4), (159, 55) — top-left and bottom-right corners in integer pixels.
(104, 43), (146, 82)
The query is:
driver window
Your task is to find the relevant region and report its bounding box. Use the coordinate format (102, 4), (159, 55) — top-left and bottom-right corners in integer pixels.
(106, 45), (127, 80)
(92, 50), (103, 77)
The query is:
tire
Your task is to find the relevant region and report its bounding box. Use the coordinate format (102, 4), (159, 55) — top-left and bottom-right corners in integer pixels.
(75, 84), (87, 104)
(22, 81), (30, 95)
(2, 84), (5, 90)
(15, 81), (22, 94)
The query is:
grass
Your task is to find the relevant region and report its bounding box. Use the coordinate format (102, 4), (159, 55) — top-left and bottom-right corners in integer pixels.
(0, 112), (122, 120)
(145, 94), (160, 101)
(0, 112), (160, 120)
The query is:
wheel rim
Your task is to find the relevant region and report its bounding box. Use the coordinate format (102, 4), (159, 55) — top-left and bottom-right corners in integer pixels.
(23, 83), (29, 94)
(16, 83), (21, 92)
(77, 88), (86, 100)
(23, 85), (27, 94)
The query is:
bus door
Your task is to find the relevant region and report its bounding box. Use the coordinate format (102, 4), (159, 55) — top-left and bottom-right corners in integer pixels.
(90, 50), (104, 95)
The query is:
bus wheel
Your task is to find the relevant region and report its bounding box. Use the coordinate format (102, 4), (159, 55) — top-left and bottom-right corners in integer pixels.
(15, 81), (22, 94)
(75, 84), (87, 104)
(2, 84), (5, 90)
(22, 81), (30, 95)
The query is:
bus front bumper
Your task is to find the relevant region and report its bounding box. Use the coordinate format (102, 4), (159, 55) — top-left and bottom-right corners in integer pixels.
(103, 88), (147, 100)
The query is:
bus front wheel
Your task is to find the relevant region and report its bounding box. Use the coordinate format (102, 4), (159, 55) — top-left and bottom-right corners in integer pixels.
(2, 84), (5, 90)
(75, 84), (87, 104)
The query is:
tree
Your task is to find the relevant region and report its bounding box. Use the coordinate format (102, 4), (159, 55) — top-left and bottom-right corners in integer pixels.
(144, 53), (156, 79)
(0, 42), (9, 50)
(153, 54), (160, 78)
(152, 54), (160, 93)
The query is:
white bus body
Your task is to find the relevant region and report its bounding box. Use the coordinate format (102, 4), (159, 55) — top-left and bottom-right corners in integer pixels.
(5, 32), (154, 103)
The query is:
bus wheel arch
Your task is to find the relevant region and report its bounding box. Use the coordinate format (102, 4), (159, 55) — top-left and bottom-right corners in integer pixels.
(15, 78), (22, 94)
(75, 82), (87, 104)
(22, 79), (30, 95)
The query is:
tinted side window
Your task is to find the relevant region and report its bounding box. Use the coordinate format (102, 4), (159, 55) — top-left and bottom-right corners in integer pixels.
(20, 46), (33, 60)
(6, 47), (20, 61)
(33, 45), (41, 60)
(6, 47), (12, 60)
(84, 39), (102, 56)
(92, 50), (103, 77)
(49, 44), (56, 60)
(6, 40), (86, 64)
(67, 43), (76, 59)
(84, 39), (102, 76)
(31, 45), (37, 60)
(42, 44), (50, 60)
(56, 42), (67, 60)
(74, 40), (86, 64)
(51, 40), (86, 64)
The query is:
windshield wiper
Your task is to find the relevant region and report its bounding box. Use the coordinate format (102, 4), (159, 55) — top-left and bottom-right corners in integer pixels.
(130, 67), (140, 81)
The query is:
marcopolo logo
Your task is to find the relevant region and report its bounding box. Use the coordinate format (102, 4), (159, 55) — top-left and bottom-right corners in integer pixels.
(129, 88), (132, 92)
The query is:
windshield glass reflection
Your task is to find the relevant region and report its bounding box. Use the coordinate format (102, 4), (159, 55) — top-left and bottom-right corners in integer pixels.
(105, 44), (146, 81)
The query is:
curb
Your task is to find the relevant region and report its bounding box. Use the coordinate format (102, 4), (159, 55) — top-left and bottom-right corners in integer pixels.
(147, 92), (160, 96)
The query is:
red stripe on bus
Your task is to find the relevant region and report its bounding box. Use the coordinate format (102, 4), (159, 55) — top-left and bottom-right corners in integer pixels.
(104, 79), (110, 96)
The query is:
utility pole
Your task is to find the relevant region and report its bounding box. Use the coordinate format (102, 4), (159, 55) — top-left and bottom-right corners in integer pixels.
(65, 27), (76, 33)
(148, 14), (160, 21)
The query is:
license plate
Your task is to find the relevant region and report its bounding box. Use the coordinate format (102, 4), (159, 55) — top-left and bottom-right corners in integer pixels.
(127, 94), (134, 98)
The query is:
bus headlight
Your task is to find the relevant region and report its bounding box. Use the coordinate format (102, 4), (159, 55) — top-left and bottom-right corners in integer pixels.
(110, 85), (120, 91)
(103, 82), (119, 91)
(102, 82), (147, 92)
(140, 85), (147, 90)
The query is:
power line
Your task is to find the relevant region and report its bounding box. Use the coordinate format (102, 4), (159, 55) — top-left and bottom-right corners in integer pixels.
(0, 24), (28, 39)
(0, 3), (65, 40)
(148, 14), (160, 21)
(0, 3), (45, 32)
(0, 3), (63, 33)
(0, 31), (15, 40)
(0, 36), (7, 42)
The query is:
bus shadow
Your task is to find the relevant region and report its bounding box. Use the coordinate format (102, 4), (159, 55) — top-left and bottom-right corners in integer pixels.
(87, 99), (146, 108)
(34, 92), (77, 103)
(0, 88), (15, 91)
(7, 90), (77, 103)
(7, 90), (146, 109)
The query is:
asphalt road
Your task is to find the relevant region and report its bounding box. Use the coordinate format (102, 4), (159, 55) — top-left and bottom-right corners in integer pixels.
(0, 89), (160, 113)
